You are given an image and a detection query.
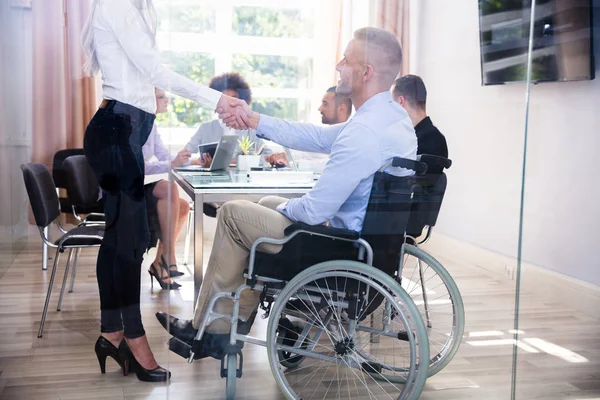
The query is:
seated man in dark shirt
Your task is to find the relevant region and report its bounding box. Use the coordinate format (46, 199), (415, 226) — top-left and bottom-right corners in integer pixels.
(392, 75), (448, 173)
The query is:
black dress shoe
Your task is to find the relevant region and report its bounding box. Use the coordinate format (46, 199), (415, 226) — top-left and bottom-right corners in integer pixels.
(155, 312), (198, 344)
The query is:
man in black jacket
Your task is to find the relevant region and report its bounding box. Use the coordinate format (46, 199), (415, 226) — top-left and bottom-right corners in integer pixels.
(393, 75), (448, 173)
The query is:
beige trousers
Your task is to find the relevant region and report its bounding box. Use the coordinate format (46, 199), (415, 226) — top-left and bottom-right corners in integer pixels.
(192, 196), (292, 333)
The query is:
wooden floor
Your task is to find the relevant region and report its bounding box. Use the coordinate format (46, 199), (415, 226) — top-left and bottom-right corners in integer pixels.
(0, 220), (598, 399)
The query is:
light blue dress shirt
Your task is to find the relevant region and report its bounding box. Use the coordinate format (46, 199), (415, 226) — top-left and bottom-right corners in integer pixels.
(256, 91), (418, 232)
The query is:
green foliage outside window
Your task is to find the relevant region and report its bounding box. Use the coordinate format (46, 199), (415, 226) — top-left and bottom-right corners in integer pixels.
(154, 3), (215, 33)
(155, 51), (215, 127)
(232, 54), (312, 89)
(252, 98), (309, 121)
(154, 3), (314, 127)
(233, 6), (313, 38)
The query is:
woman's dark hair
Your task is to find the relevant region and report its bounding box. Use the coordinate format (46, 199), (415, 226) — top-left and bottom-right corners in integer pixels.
(209, 72), (252, 104)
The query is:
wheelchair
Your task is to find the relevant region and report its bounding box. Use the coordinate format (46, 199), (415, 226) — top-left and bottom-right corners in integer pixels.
(172, 155), (463, 399)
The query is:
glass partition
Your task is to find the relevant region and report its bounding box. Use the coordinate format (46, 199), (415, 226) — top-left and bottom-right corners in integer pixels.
(514, 0), (600, 399)
(0, 0), (559, 398)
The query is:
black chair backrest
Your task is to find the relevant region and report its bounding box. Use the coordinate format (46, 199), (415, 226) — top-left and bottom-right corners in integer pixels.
(21, 163), (60, 228)
(52, 148), (85, 190)
(63, 155), (101, 209)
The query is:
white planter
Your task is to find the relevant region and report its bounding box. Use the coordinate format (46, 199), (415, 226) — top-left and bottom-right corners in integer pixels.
(237, 155), (261, 171)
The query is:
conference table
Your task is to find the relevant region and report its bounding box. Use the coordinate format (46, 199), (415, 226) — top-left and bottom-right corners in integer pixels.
(171, 168), (315, 297)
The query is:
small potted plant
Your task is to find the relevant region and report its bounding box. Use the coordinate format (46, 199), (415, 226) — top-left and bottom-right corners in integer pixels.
(237, 136), (261, 171)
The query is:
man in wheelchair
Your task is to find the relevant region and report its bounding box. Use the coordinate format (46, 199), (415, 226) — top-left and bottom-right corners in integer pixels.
(156, 27), (418, 360)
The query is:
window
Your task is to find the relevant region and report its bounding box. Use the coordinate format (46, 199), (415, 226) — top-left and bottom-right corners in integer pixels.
(154, 0), (322, 140)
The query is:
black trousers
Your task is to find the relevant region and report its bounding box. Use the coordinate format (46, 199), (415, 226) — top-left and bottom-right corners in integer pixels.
(83, 100), (155, 338)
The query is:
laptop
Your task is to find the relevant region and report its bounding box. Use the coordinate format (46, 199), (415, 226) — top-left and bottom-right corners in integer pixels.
(178, 135), (238, 172)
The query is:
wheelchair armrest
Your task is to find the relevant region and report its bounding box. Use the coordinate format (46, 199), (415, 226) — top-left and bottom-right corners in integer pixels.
(392, 157), (428, 175)
(417, 154), (452, 170)
(284, 222), (359, 240)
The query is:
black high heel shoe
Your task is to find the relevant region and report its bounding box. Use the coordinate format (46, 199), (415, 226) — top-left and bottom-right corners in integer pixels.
(95, 336), (124, 374)
(118, 340), (171, 382)
(149, 263), (181, 290)
(160, 255), (184, 278)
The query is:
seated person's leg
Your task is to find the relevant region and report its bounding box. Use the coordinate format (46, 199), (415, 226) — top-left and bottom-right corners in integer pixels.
(157, 198), (293, 344)
(150, 180), (186, 277)
(177, 198), (190, 236)
(195, 199), (292, 333)
(202, 196), (286, 219)
(258, 195), (288, 211)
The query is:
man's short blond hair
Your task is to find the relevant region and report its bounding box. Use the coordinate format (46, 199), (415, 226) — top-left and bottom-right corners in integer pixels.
(353, 27), (403, 86)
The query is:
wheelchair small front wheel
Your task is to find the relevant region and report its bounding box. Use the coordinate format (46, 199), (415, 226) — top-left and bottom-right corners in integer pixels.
(225, 353), (237, 399)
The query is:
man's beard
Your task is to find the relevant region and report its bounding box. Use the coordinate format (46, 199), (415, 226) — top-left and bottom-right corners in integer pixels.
(321, 114), (337, 125)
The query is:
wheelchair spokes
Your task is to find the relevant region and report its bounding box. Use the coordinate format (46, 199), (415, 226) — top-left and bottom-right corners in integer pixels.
(400, 244), (465, 376)
(266, 261), (429, 400)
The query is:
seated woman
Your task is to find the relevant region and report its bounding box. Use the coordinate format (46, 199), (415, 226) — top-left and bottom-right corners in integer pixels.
(142, 88), (191, 289)
(183, 72), (271, 165)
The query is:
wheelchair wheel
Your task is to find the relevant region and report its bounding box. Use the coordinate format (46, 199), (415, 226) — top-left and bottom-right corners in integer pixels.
(266, 260), (429, 400)
(400, 244), (465, 377)
(277, 320), (309, 369)
(225, 353), (237, 399)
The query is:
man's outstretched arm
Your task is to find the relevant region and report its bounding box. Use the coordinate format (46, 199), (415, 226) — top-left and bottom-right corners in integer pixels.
(218, 98), (345, 153)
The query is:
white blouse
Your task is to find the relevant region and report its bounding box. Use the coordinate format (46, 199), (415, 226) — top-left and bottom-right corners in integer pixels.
(91, 0), (221, 114)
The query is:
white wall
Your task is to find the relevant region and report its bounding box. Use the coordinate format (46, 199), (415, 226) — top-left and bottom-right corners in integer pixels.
(416, 0), (600, 286)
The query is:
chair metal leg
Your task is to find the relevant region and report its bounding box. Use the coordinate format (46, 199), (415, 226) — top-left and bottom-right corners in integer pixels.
(68, 248), (80, 293)
(183, 209), (193, 266)
(57, 249), (73, 312)
(42, 227), (49, 270)
(38, 249), (62, 338)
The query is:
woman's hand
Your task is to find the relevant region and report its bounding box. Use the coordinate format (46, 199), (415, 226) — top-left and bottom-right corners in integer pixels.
(216, 95), (260, 130)
(171, 148), (191, 168)
(191, 153), (212, 167)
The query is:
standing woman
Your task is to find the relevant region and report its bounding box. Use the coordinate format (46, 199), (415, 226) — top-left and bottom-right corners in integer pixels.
(81, 0), (239, 382)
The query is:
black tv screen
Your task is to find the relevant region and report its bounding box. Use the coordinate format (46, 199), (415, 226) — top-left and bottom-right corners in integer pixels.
(478, 0), (595, 85)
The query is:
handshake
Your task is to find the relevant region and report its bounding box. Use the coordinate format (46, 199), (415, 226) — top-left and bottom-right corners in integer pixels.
(215, 95), (260, 131)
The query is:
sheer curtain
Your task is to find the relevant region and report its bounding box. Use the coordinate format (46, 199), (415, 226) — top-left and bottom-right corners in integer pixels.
(31, 0), (97, 167)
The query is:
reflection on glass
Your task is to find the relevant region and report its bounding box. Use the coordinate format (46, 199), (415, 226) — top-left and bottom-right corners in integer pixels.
(467, 329), (590, 363)
(469, 330), (505, 337)
(467, 338), (540, 353)
(478, 0), (594, 84)
(522, 338), (589, 363)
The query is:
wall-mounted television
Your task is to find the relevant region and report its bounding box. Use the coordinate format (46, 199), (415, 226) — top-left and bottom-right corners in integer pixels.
(478, 0), (595, 85)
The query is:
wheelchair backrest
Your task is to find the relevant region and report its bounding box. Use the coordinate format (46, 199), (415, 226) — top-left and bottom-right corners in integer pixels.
(359, 155), (451, 275)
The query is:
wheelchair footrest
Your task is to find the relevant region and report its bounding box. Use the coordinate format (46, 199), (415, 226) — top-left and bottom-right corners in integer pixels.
(168, 337), (193, 359)
(397, 331), (415, 342)
(168, 337), (206, 361)
(361, 361), (383, 374)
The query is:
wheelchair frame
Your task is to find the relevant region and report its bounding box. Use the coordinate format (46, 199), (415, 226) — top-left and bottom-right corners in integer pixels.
(183, 228), (433, 400)
(179, 154), (463, 398)
(191, 228), (374, 358)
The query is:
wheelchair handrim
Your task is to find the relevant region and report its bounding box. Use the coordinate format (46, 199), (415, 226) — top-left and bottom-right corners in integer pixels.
(266, 260), (430, 400)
